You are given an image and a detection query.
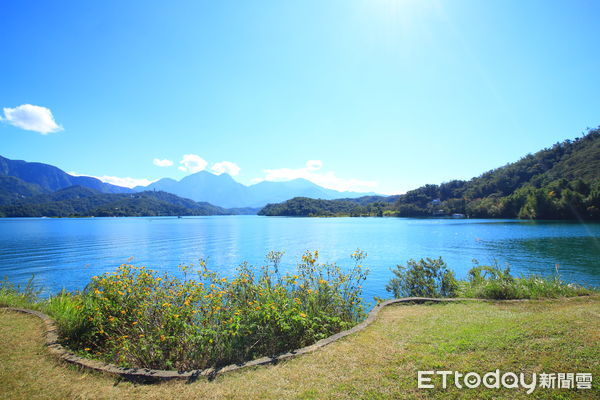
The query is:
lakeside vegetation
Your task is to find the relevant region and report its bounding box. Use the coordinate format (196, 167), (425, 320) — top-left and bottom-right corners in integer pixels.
(1, 251), (369, 370)
(1, 252), (596, 373)
(259, 128), (600, 219)
(0, 186), (232, 217)
(385, 257), (594, 300)
(2, 297), (599, 399)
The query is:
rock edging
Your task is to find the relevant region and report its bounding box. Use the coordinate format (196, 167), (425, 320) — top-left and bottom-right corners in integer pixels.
(2, 297), (469, 382)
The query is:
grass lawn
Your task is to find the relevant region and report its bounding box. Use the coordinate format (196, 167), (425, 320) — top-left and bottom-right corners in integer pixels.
(1, 297), (598, 399)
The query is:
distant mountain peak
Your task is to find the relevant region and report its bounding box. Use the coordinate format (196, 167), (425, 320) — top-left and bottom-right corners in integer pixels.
(0, 155), (132, 194)
(136, 171), (375, 208)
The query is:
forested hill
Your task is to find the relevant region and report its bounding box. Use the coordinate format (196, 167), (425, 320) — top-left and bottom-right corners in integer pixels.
(0, 155), (132, 193)
(259, 128), (600, 219)
(0, 185), (230, 217)
(0, 176), (50, 205)
(259, 197), (366, 217)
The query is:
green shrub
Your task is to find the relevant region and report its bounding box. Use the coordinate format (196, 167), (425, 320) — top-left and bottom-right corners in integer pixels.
(0, 275), (42, 309)
(458, 263), (595, 299)
(461, 264), (521, 299)
(1, 278), (98, 344)
(43, 290), (91, 344)
(61, 250), (368, 370)
(4, 253), (597, 371)
(384, 258), (596, 301)
(385, 257), (458, 298)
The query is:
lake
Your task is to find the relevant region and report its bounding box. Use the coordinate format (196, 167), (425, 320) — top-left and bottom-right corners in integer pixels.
(1, 216), (599, 300)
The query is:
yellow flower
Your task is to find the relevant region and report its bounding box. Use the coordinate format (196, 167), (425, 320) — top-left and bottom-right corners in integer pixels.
(132, 321), (138, 325)
(160, 335), (166, 341)
(300, 313), (306, 318)
(85, 348), (91, 351)
(319, 279), (327, 284)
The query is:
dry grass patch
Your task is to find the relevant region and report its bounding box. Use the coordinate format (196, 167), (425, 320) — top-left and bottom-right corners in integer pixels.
(1, 297), (599, 399)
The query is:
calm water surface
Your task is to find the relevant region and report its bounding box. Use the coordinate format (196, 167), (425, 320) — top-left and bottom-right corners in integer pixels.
(0, 216), (598, 300)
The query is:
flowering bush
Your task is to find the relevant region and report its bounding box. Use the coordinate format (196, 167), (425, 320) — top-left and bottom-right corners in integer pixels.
(67, 250), (368, 370)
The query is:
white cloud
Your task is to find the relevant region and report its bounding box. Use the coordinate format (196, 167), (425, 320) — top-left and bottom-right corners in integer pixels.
(178, 154), (208, 173)
(68, 172), (156, 188)
(255, 160), (378, 193)
(1, 104), (63, 134)
(306, 160), (323, 171)
(211, 161), (241, 176)
(96, 176), (157, 188)
(153, 158), (173, 167)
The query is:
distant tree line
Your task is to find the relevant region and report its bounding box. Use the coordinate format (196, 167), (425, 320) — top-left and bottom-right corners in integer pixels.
(0, 185), (230, 217)
(260, 128), (600, 220)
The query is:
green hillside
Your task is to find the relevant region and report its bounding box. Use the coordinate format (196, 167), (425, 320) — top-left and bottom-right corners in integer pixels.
(0, 185), (229, 217)
(0, 176), (49, 205)
(260, 128), (600, 219)
(0, 155), (132, 193)
(259, 197), (366, 217)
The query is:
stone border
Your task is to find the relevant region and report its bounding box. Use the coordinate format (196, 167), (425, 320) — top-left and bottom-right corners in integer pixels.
(2, 298), (474, 382)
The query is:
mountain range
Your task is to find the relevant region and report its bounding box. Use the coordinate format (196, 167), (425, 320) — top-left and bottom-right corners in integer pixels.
(0, 155), (132, 194)
(0, 155), (375, 213)
(136, 173), (373, 208)
(3, 127), (599, 219)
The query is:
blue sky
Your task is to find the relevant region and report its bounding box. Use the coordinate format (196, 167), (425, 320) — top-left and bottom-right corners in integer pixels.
(1, 0), (599, 194)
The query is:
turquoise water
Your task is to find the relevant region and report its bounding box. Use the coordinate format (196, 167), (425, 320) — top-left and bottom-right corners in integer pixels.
(0, 216), (599, 300)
